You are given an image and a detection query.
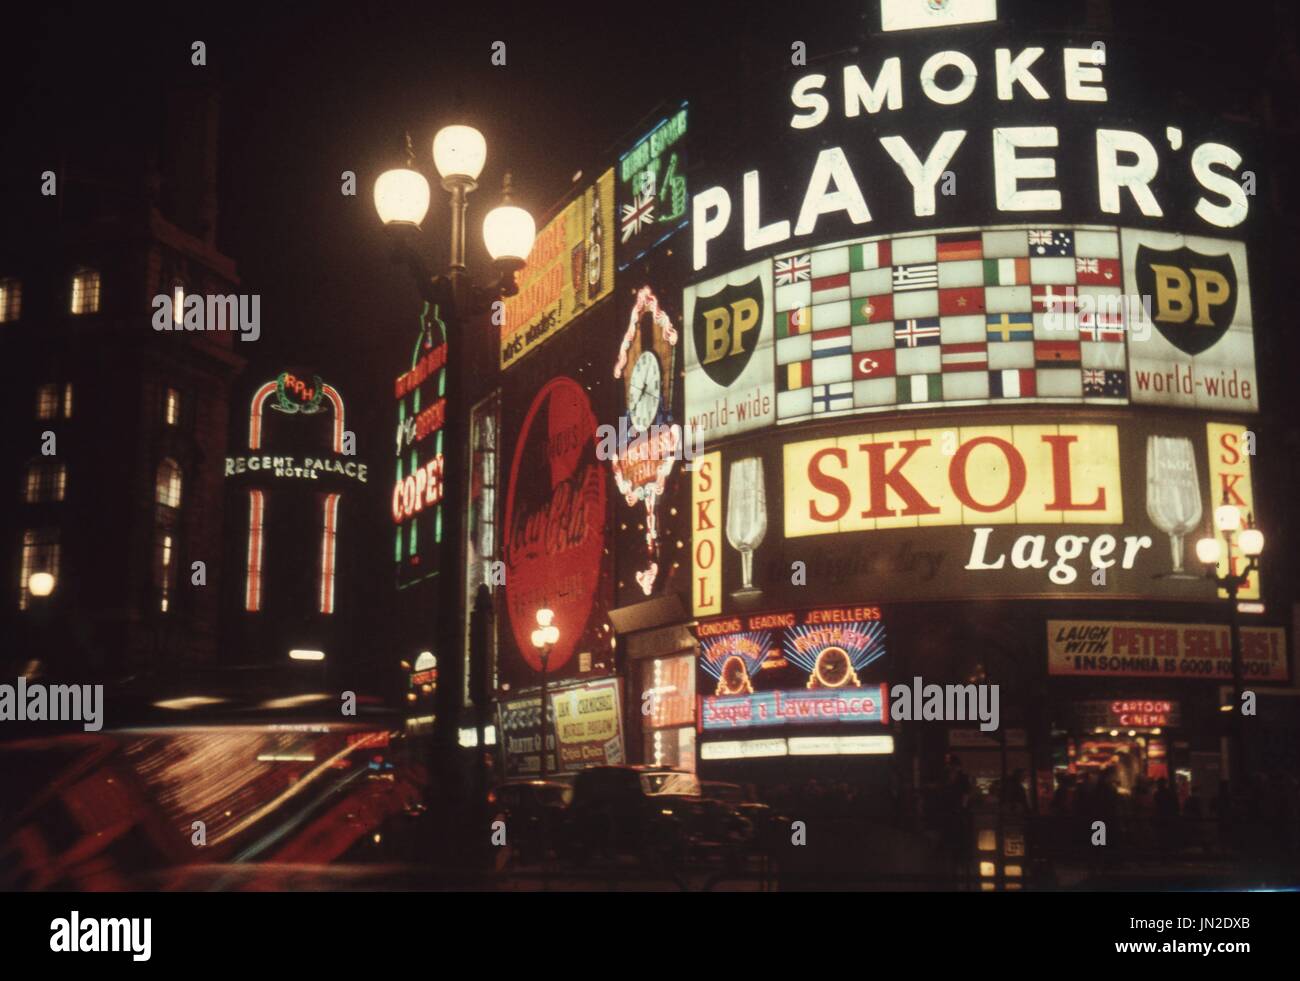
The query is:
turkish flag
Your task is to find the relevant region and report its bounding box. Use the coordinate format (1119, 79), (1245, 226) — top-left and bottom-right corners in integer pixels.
(853, 348), (896, 379)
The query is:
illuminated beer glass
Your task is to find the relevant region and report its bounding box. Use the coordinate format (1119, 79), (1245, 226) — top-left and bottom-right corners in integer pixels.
(1145, 436), (1203, 577)
(726, 457), (767, 594)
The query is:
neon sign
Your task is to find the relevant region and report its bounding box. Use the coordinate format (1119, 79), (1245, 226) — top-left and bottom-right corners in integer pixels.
(274, 372), (325, 413)
(395, 302), (448, 589)
(611, 286), (680, 594)
(617, 103), (688, 270)
(239, 370), (352, 614)
(697, 606), (888, 731)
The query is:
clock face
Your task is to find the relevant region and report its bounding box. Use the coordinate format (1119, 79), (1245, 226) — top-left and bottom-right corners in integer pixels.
(720, 655), (749, 695)
(628, 350), (661, 431)
(814, 646), (852, 688)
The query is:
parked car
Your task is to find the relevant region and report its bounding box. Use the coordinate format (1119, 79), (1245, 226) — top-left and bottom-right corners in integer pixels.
(556, 766), (694, 869)
(701, 781), (790, 851)
(657, 795), (755, 872)
(488, 779), (572, 864)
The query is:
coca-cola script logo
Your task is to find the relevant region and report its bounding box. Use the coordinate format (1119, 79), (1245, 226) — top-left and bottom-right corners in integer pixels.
(504, 377), (607, 675)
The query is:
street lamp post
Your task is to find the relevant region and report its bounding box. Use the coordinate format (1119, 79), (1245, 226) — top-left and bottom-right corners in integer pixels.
(530, 609), (559, 781)
(1195, 497), (1264, 801)
(374, 127), (536, 841)
(26, 572), (56, 670)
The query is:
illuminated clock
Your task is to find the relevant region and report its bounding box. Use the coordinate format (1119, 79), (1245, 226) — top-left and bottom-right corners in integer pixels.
(718, 654), (753, 696)
(628, 351), (661, 432)
(810, 646), (859, 689)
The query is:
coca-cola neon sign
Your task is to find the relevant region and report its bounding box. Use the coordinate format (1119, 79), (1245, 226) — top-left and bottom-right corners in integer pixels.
(503, 376), (607, 676)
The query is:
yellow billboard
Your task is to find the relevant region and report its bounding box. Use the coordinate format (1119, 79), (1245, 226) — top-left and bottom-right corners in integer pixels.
(499, 168), (615, 369)
(784, 424), (1122, 537)
(691, 451), (722, 617)
(1206, 422), (1259, 600)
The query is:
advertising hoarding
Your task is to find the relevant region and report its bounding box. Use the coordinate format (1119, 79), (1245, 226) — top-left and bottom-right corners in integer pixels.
(697, 605), (888, 732)
(617, 103), (689, 270)
(497, 307), (617, 694)
(691, 412), (1261, 614)
(683, 258), (776, 444)
(687, 36), (1258, 277)
(1047, 620), (1288, 682)
(393, 303), (447, 589)
(497, 679), (625, 776)
(500, 169), (616, 370)
(1123, 231), (1255, 411)
(685, 224), (1257, 434)
(610, 245), (692, 607)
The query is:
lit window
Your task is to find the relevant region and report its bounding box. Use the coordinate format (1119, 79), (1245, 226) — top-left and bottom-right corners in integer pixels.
(36, 384), (58, 420)
(155, 458), (182, 508)
(63, 383), (73, 419)
(164, 387), (181, 426)
(156, 531), (175, 612)
(246, 490), (265, 611)
(172, 283), (185, 326)
(0, 278), (20, 322)
(19, 528), (60, 610)
(24, 462), (67, 503)
(71, 268), (101, 314)
(319, 493), (340, 614)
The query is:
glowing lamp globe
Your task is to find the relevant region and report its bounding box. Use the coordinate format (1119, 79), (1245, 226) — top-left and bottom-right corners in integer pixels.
(1239, 527), (1264, 558)
(28, 572), (55, 597)
(433, 125), (487, 182)
(374, 168), (431, 226)
(484, 204), (536, 263)
(1195, 537), (1222, 566)
(1214, 503), (1242, 532)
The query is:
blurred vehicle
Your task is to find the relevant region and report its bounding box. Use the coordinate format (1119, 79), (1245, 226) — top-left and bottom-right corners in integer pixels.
(657, 795), (755, 872)
(701, 781), (790, 852)
(556, 766), (694, 869)
(487, 779), (572, 864)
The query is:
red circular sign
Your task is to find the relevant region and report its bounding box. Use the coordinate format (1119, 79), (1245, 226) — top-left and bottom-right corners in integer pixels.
(503, 377), (606, 675)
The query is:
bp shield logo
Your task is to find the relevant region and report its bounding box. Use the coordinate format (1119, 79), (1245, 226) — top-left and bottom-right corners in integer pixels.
(692, 275), (764, 387)
(1135, 244), (1237, 355)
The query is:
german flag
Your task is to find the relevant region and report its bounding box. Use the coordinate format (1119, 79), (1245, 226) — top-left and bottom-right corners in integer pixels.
(937, 233), (983, 261)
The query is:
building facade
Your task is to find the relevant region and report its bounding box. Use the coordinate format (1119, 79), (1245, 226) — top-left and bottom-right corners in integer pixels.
(461, 1), (1300, 824)
(0, 87), (244, 692)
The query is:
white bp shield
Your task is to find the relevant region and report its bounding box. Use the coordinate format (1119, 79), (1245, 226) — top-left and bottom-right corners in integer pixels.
(1122, 230), (1256, 412)
(684, 258), (776, 444)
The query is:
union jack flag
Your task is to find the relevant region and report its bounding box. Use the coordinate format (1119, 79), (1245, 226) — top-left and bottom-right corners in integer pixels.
(775, 254), (812, 285)
(620, 191), (655, 243)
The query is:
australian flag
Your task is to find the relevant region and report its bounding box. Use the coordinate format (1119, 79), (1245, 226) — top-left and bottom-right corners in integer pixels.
(1083, 368), (1127, 398)
(1029, 229), (1074, 257)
